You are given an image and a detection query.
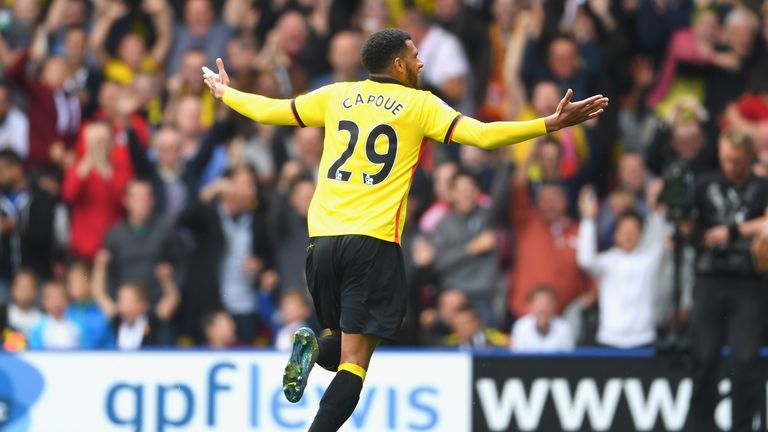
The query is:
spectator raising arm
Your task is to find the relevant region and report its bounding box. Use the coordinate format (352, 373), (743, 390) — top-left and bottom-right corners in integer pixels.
(153, 262), (180, 323)
(143, 0), (174, 68)
(88, 1), (128, 68)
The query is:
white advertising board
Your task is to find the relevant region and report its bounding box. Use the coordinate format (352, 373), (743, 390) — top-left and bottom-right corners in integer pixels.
(0, 351), (471, 432)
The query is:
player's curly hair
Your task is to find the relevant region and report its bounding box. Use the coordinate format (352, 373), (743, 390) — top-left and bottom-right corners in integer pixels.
(361, 28), (412, 74)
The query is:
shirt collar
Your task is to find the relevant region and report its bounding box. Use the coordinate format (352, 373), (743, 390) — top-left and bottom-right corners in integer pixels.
(368, 75), (403, 86)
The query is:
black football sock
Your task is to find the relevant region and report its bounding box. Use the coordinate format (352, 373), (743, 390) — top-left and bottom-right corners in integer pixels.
(308, 365), (365, 432)
(316, 332), (341, 371)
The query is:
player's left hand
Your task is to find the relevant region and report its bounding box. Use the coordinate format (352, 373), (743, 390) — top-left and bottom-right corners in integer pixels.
(203, 57), (231, 100)
(545, 89), (609, 132)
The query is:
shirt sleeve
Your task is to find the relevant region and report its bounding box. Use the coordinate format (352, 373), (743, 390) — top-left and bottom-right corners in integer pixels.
(419, 92), (464, 144)
(451, 115), (548, 150)
(577, 218), (604, 276)
(222, 88), (298, 126)
(292, 83), (338, 127)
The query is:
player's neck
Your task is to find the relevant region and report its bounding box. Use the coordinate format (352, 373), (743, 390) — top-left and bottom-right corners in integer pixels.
(368, 74), (403, 86)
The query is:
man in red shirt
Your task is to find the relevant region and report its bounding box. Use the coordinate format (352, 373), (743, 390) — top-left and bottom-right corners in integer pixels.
(508, 155), (595, 319)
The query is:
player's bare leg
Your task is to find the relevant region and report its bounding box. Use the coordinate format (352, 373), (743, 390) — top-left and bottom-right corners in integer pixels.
(308, 332), (380, 432)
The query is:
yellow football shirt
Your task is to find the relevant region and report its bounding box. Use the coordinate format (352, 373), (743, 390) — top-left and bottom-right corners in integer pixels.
(222, 78), (549, 244)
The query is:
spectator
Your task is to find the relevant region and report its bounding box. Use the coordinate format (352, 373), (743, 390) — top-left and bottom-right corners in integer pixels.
(645, 8), (727, 111)
(101, 180), (180, 342)
(596, 153), (649, 248)
(64, 262), (112, 349)
(272, 177), (315, 293)
(619, 56), (662, 154)
(167, 49), (217, 128)
(289, 126), (324, 181)
(1, 0), (40, 50)
(177, 165), (277, 344)
(310, 31), (366, 90)
(62, 122), (131, 261)
(399, 7), (471, 109)
(128, 120), (233, 223)
(202, 309), (237, 349)
(522, 34), (601, 102)
(505, 79), (596, 197)
(168, 0), (233, 74)
(28, 281), (80, 350)
(419, 288), (469, 346)
(435, 0), (506, 119)
(577, 183), (666, 349)
(89, 0), (173, 85)
(443, 304), (508, 349)
(255, 10), (332, 95)
(510, 285), (574, 352)
(508, 159), (594, 320)
(77, 80), (151, 175)
(419, 160), (458, 234)
(645, 106), (716, 177)
(703, 8), (761, 124)
(428, 171), (500, 326)
(1, 48), (81, 170)
(61, 26), (103, 120)
(274, 291), (312, 351)
(7, 269), (42, 336)
(0, 82), (29, 158)
(0, 149), (56, 288)
(43, 0), (89, 56)
(92, 251), (180, 350)
(515, 136), (585, 212)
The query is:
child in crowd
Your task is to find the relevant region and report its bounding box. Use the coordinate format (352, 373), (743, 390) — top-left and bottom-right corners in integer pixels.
(65, 262), (112, 349)
(202, 309), (237, 349)
(28, 281), (80, 349)
(273, 290), (312, 351)
(8, 269), (43, 336)
(510, 285), (575, 352)
(92, 250), (180, 349)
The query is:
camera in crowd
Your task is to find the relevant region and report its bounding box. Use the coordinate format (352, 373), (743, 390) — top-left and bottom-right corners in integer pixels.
(659, 160), (697, 222)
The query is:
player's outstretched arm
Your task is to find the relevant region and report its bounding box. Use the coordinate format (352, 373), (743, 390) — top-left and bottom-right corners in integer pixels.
(450, 89), (609, 150)
(203, 57), (298, 126)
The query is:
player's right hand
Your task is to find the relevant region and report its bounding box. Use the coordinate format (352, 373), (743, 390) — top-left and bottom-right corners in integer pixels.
(203, 57), (231, 100)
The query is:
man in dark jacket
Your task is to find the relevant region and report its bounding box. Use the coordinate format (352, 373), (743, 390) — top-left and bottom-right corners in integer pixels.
(177, 164), (276, 343)
(0, 149), (55, 301)
(128, 120), (234, 223)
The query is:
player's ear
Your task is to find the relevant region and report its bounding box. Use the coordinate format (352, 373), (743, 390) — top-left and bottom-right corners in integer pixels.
(392, 56), (404, 74)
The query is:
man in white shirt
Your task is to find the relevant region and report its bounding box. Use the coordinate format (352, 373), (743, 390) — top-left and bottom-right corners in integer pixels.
(0, 83), (29, 158)
(577, 185), (666, 348)
(511, 285), (575, 352)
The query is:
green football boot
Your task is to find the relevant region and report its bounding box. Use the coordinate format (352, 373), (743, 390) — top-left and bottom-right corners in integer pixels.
(282, 327), (320, 403)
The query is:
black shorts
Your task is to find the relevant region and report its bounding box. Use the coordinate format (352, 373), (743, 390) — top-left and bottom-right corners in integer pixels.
(305, 235), (407, 340)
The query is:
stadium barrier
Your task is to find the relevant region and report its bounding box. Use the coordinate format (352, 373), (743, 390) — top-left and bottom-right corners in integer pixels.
(1, 349), (766, 431)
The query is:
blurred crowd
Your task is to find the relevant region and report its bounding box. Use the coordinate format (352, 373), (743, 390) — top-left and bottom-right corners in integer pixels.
(0, 0), (767, 352)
